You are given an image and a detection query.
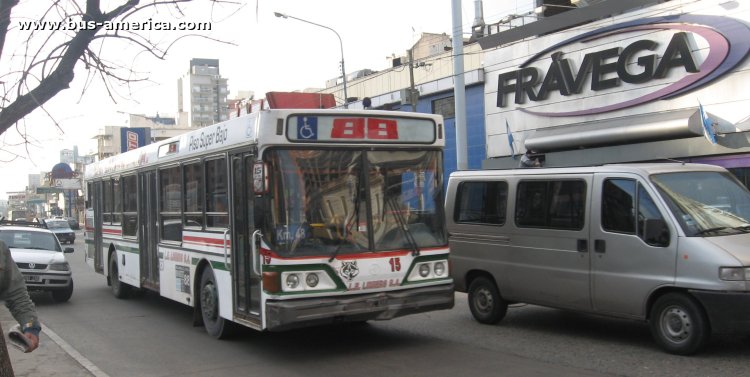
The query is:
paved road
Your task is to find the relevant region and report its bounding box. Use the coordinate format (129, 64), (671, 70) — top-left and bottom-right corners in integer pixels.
(7, 231), (750, 376)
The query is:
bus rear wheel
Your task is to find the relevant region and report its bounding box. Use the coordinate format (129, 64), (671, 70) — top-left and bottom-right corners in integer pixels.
(200, 267), (232, 339)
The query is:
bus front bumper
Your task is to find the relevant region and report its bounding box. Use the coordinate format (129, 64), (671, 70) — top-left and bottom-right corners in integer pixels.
(265, 283), (455, 331)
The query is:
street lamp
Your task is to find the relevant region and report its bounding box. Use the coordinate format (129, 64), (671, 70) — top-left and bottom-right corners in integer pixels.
(274, 12), (348, 108)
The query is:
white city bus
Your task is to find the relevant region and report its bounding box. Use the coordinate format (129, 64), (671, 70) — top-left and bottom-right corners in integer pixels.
(84, 109), (453, 337)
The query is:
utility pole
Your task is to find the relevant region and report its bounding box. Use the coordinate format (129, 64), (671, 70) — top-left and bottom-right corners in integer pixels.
(451, 0), (468, 170)
(408, 49), (417, 112)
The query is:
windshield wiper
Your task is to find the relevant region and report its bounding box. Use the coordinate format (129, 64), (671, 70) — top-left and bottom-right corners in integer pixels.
(695, 226), (729, 235)
(732, 225), (750, 232)
(386, 196), (420, 257)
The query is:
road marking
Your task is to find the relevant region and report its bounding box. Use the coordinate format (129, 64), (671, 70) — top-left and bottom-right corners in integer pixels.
(42, 322), (111, 377)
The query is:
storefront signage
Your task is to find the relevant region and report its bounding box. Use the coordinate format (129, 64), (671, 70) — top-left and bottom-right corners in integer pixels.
(496, 15), (750, 117)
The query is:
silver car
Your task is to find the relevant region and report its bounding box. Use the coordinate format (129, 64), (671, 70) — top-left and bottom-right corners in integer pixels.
(0, 221), (74, 302)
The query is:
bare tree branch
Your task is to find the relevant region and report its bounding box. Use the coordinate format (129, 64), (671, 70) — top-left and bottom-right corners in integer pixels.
(0, 0), (239, 141)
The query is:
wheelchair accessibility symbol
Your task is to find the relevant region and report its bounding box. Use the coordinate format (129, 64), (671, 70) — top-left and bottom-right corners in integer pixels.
(297, 116), (318, 140)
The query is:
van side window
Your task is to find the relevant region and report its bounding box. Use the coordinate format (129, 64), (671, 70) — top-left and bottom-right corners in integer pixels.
(601, 179), (669, 247)
(455, 181), (508, 225)
(602, 179), (636, 233)
(515, 180), (586, 230)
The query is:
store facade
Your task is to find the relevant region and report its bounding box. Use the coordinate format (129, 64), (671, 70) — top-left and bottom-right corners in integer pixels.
(481, 0), (750, 185)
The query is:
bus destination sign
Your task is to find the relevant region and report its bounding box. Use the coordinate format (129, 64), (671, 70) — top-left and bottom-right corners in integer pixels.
(287, 115), (435, 143)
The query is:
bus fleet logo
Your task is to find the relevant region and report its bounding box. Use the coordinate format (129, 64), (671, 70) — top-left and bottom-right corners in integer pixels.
(496, 15), (750, 117)
(339, 261), (359, 281)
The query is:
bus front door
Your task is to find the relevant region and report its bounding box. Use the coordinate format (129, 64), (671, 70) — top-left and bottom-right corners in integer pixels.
(230, 152), (262, 328)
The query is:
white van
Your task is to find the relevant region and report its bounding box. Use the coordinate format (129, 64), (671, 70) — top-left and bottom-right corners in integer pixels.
(446, 163), (750, 355)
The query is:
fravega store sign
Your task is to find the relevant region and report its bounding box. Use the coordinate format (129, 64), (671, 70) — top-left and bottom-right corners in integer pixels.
(496, 15), (750, 117)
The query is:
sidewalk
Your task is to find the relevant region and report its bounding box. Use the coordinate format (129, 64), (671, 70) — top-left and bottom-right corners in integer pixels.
(1, 306), (95, 377)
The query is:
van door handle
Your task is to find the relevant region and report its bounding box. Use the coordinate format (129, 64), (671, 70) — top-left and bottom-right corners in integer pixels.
(594, 239), (606, 253)
(577, 239), (588, 252)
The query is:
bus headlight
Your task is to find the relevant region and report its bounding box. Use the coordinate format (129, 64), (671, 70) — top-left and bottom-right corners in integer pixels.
(286, 273), (300, 289)
(306, 273), (319, 288)
(433, 261), (446, 277)
(419, 264), (430, 277)
(279, 270), (337, 292)
(407, 259), (450, 282)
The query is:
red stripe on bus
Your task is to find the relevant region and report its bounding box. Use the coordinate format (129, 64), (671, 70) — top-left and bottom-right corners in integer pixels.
(102, 228), (122, 235)
(260, 246), (447, 261)
(183, 235), (231, 247)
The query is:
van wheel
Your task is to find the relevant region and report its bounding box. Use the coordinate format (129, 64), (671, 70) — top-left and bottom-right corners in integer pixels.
(109, 255), (131, 299)
(650, 293), (710, 355)
(468, 276), (507, 324)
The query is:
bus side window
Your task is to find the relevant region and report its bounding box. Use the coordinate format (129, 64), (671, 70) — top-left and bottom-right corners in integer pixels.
(184, 162), (204, 229)
(206, 158), (229, 228)
(160, 166), (183, 242)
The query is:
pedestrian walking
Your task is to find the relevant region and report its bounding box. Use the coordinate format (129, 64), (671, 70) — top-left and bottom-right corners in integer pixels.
(0, 240), (41, 376)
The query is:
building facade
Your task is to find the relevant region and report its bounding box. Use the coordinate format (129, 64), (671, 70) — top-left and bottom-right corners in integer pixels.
(479, 0), (750, 189)
(177, 58), (229, 128)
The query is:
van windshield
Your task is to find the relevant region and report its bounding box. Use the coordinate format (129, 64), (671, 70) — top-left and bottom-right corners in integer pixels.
(651, 171), (750, 236)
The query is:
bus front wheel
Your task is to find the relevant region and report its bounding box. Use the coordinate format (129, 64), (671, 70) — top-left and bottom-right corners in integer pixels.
(109, 254), (131, 299)
(199, 267), (231, 339)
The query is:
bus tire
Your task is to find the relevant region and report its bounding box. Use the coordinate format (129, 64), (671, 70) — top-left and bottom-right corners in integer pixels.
(649, 292), (710, 355)
(468, 276), (507, 324)
(199, 267), (231, 339)
(109, 254), (131, 299)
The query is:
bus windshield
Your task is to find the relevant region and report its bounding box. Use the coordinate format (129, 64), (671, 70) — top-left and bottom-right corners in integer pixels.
(266, 149), (446, 257)
(651, 171), (750, 236)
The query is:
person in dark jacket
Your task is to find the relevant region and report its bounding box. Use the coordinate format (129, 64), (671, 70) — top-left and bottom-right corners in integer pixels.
(0, 240), (40, 353)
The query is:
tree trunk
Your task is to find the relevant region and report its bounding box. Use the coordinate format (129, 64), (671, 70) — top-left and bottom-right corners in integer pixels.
(0, 322), (15, 377)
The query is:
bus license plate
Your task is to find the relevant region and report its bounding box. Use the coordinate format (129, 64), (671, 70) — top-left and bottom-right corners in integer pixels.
(24, 276), (41, 283)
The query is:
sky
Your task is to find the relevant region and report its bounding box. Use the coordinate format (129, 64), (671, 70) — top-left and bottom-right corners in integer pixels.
(0, 0), (532, 200)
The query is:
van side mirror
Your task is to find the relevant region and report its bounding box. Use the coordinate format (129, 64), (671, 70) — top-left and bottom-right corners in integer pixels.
(643, 218), (670, 247)
(64, 247), (75, 253)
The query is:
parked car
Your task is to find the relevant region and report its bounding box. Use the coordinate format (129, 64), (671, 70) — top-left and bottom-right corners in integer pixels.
(46, 219), (76, 244)
(0, 219), (74, 302)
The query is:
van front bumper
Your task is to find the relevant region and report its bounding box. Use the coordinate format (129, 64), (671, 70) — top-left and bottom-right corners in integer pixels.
(690, 290), (750, 333)
(265, 283), (454, 331)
